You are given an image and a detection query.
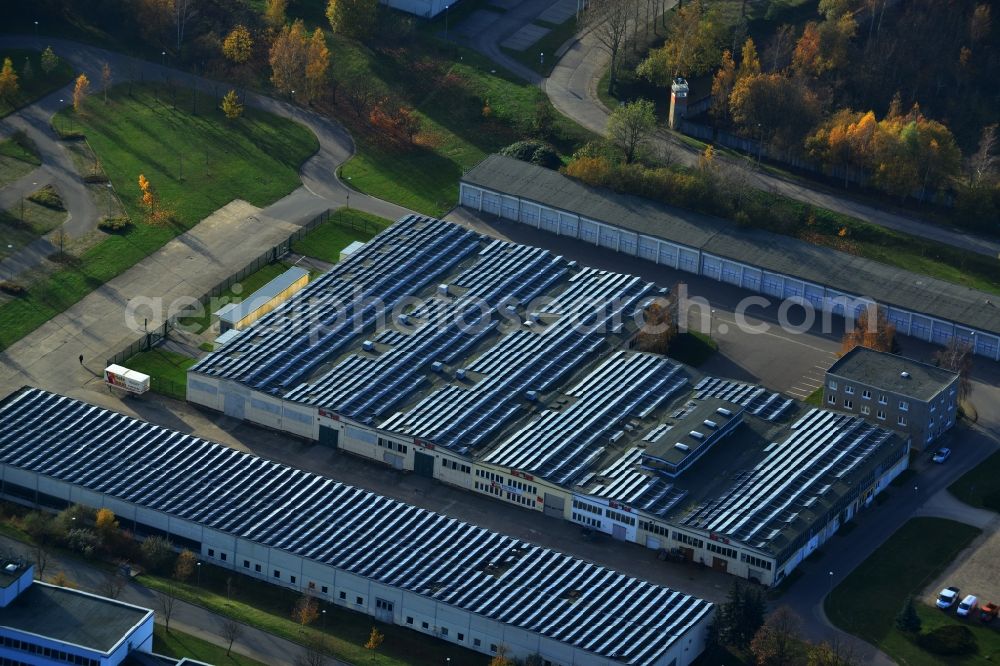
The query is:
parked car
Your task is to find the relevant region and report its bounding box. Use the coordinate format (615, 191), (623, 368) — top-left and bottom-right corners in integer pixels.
(957, 594), (979, 617)
(980, 602), (998, 622)
(932, 448), (952, 463)
(937, 586), (961, 609)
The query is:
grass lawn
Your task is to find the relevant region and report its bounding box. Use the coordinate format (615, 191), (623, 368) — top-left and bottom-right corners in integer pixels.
(501, 17), (580, 78)
(333, 35), (595, 216)
(0, 132), (41, 187)
(949, 450), (1000, 513)
(825, 518), (983, 665)
(0, 84), (317, 351)
(154, 625), (267, 666)
(0, 49), (75, 118)
(667, 331), (718, 367)
(139, 561), (482, 666)
(804, 387), (824, 407)
(0, 200), (68, 260)
(291, 208), (390, 263)
(176, 261), (295, 334)
(123, 348), (196, 400)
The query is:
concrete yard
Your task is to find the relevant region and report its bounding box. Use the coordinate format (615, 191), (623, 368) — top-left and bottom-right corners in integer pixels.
(922, 507), (1000, 611)
(500, 23), (551, 50)
(537, 0), (578, 25)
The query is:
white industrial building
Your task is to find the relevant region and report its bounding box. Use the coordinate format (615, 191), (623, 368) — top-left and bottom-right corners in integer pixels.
(383, 0), (451, 18)
(186, 214), (910, 588)
(0, 387), (715, 666)
(459, 155), (1000, 361)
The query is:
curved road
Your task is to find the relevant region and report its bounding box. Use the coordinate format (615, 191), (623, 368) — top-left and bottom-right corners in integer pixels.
(0, 35), (411, 281)
(461, 7), (1000, 258)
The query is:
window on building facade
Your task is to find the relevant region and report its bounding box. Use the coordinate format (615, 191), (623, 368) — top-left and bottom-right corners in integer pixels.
(828, 380), (837, 390)
(878, 393), (887, 404)
(877, 410), (886, 420)
(255, 564), (262, 573)
(898, 415), (907, 426)
(290, 575), (296, 584)
(243, 560), (250, 568)
(844, 385), (854, 395)
(862, 390), (871, 399)
(899, 400), (909, 412)
(208, 548), (215, 557)
(861, 405), (870, 415)
(274, 570), (280, 578)
(827, 395), (836, 405)
(844, 399), (853, 409)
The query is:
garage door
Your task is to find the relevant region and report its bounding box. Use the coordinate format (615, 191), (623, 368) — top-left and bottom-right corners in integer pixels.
(645, 536), (661, 550)
(543, 493), (564, 518)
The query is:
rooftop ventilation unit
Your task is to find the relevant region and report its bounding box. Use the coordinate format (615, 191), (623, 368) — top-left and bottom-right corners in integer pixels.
(398, 314), (410, 326)
(703, 420), (717, 429)
(689, 431), (704, 440)
(431, 362), (444, 373)
(3, 563), (17, 573)
(674, 443), (691, 452)
(438, 284), (449, 296)
(455, 369), (467, 380)
(610, 430), (625, 443)
(362, 340), (375, 352)
(716, 407), (733, 416)
(526, 390), (538, 401)
(900, 371), (911, 378)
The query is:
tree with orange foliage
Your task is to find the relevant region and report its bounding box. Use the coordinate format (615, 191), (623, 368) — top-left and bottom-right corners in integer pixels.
(563, 155), (613, 186)
(264, 0), (288, 30)
(710, 49), (736, 121)
(269, 20), (307, 95)
(841, 304), (895, 355)
(737, 37), (761, 80)
(72, 73), (90, 113)
(305, 28), (331, 103)
(223, 25), (254, 65)
(292, 593), (319, 625)
(363, 627), (383, 662)
(635, 297), (677, 354)
(0, 58), (19, 103)
(137, 173), (170, 224)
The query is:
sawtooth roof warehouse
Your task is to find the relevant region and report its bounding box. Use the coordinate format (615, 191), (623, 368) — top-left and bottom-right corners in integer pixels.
(187, 214), (911, 590)
(0, 388), (713, 666)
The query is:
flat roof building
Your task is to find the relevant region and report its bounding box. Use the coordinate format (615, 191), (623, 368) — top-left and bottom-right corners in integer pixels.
(186, 214), (910, 588)
(0, 387), (715, 666)
(215, 266), (309, 332)
(0, 561), (155, 666)
(825, 347), (959, 447)
(459, 154), (1000, 360)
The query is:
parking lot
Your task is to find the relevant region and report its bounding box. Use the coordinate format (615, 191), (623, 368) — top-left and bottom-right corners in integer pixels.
(923, 517), (1000, 618)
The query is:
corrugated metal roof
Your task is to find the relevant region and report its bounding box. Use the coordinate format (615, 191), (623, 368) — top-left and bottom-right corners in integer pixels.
(461, 155), (1000, 335)
(216, 267), (309, 326)
(0, 388), (713, 666)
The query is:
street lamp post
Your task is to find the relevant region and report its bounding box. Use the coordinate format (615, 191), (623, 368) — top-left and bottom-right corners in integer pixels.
(346, 176), (352, 209)
(161, 51), (166, 67)
(196, 561), (202, 586)
(445, 5), (450, 41)
(106, 183), (113, 218)
(34, 21), (39, 38)
(828, 570), (834, 597)
(540, 52), (544, 66)
(322, 609), (327, 630)
(5, 244), (13, 281)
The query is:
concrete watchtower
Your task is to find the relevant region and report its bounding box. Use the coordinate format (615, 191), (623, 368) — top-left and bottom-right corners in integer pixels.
(669, 77), (689, 130)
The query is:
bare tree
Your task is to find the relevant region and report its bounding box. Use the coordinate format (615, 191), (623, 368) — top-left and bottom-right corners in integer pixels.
(968, 124), (999, 187)
(219, 619), (244, 656)
(174, 0), (197, 52)
(156, 591), (177, 633)
(99, 573), (126, 599)
(934, 338), (974, 402)
(32, 543), (49, 581)
(582, 0), (632, 94)
(294, 636), (330, 666)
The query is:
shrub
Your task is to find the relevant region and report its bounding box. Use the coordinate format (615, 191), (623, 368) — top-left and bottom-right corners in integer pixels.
(65, 528), (100, 558)
(917, 624), (977, 656)
(0, 281), (26, 296)
(98, 217), (132, 233)
(83, 173), (109, 184)
(500, 140), (561, 170)
(141, 536), (175, 574)
(27, 185), (65, 211)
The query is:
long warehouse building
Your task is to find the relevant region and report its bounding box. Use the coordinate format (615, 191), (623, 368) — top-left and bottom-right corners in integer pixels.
(459, 154), (1000, 360)
(186, 214), (910, 588)
(0, 387), (714, 666)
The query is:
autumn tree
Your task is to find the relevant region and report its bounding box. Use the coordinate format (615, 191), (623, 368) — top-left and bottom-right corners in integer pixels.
(40, 46), (59, 75)
(173, 549), (197, 581)
(223, 25), (254, 65)
(220, 618), (244, 656)
(72, 73), (90, 113)
(269, 19), (307, 95)
(750, 606), (805, 666)
(489, 645), (513, 666)
(967, 124), (998, 187)
(607, 99), (657, 163)
(0, 58), (18, 102)
(729, 73), (820, 154)
(140, 534), (174, 573)
(292, 593), (320, 625)
(94, 508), (119, 548)
(138, 173), (158, 222)
(305, 28), (331, 103)
(265, 0), (288, 30)
(582, 0), (631, 94)
(841, 304), (894, 355)
(638, 0), (726, 84)
(710, 49), (736, 121)
(934, 338), (974, 402)
(363, 627), (384, 662)
(636, 298), (677, 354)
(792, 13), (857, 78)
(50, 571), (77, 589)
(737, 37), (761, 79)
(326, 0), (378, 41)
(221, 89), (244, 119)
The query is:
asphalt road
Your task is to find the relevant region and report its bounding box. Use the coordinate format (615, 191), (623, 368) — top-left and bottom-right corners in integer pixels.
(0, 34), (411, 282)
(454, 0), (1000, 258)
